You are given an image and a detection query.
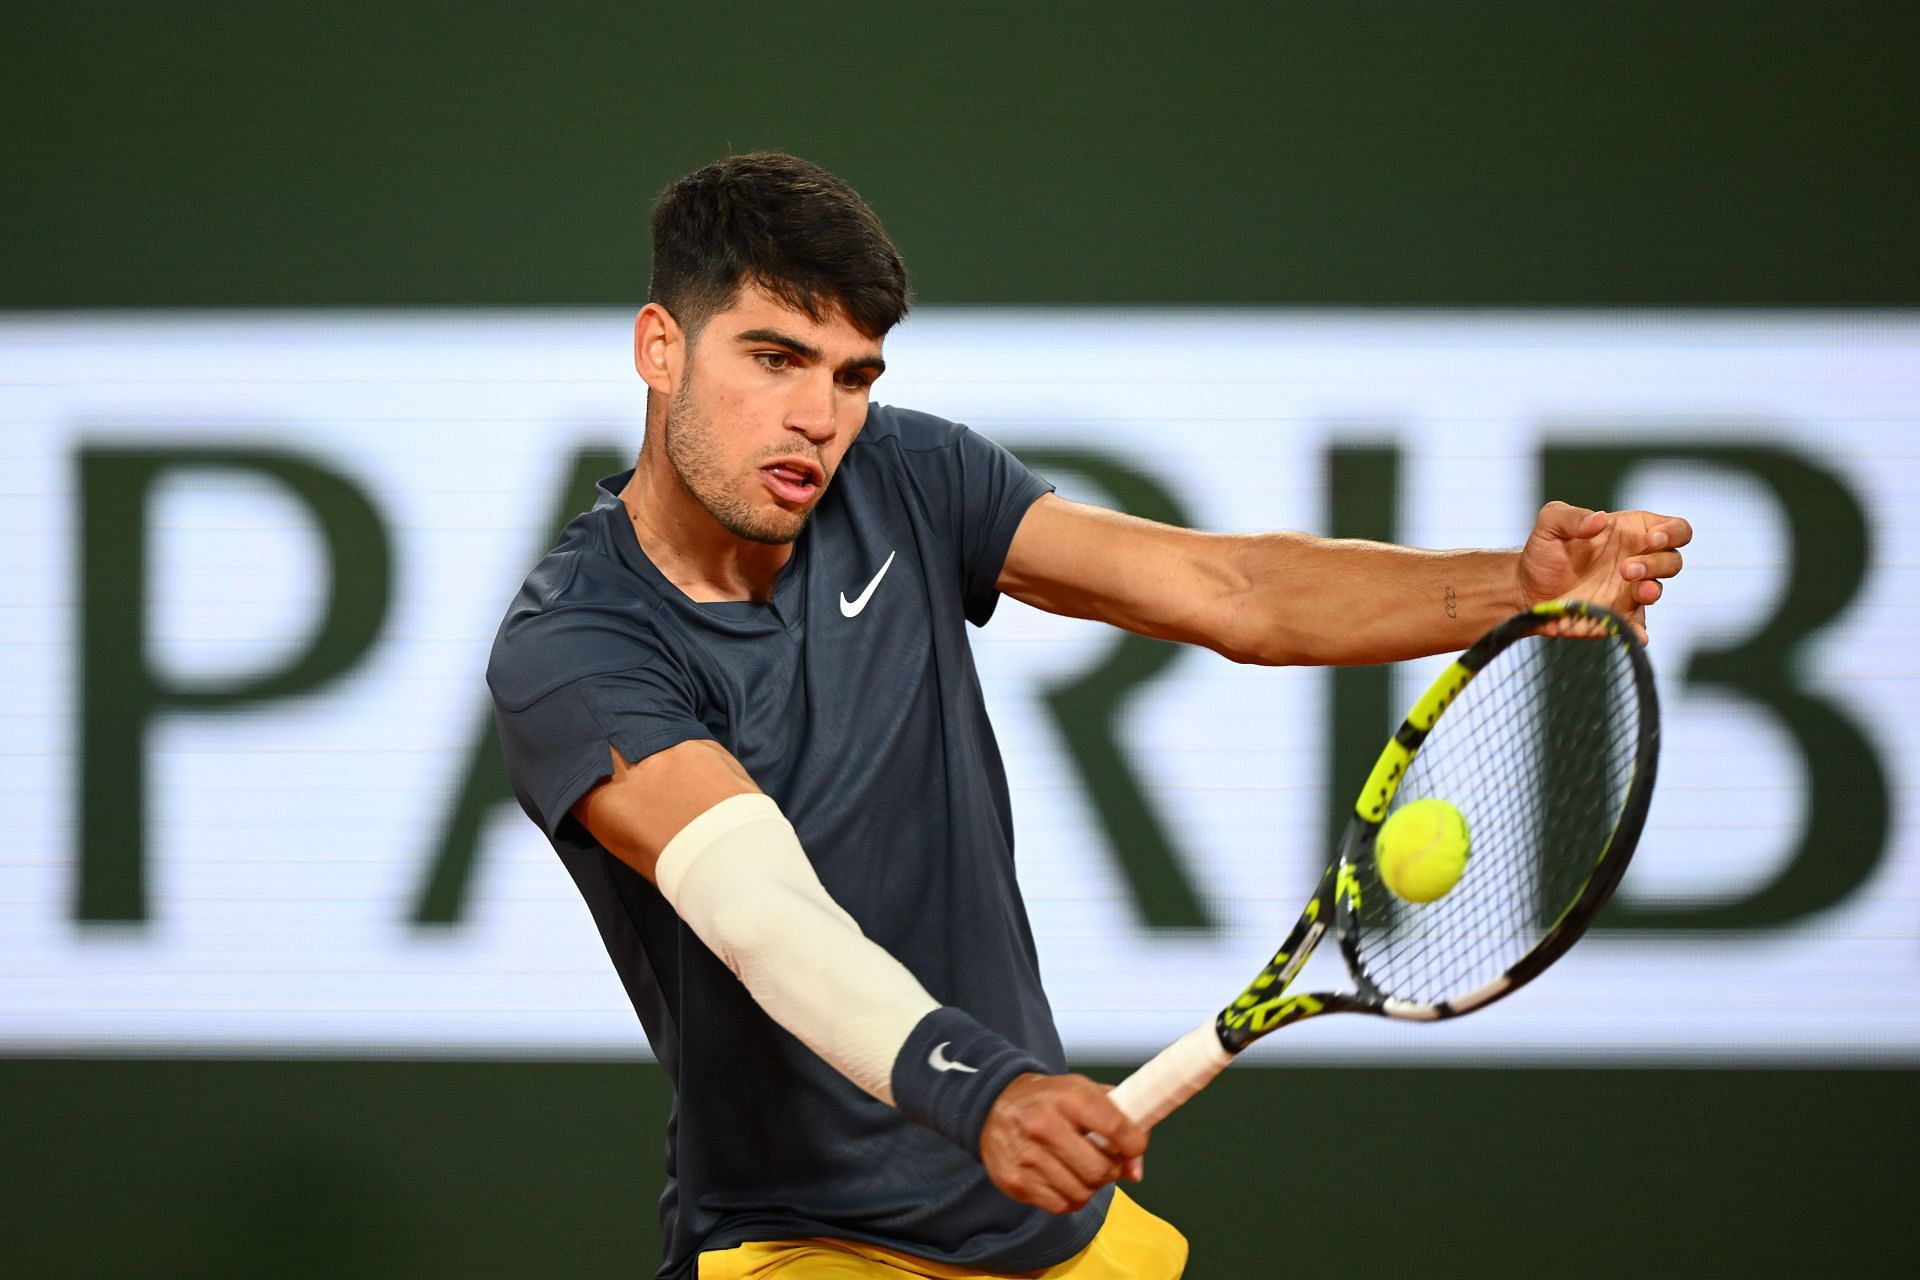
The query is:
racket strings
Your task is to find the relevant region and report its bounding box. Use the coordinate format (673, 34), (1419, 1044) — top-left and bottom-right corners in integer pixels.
(1348, 633), (1641, 1007)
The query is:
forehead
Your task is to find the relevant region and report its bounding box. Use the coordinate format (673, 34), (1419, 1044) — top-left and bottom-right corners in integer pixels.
(703, 284), (884, 357)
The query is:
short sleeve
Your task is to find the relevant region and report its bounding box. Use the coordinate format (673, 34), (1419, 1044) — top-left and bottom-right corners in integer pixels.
(493, 664), (715, 840)
(924, 423), (1054, 626)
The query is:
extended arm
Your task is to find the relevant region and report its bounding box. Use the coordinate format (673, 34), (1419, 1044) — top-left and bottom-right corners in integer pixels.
(572, 740), (1146, 1211)
(998, 494), (1691, 661)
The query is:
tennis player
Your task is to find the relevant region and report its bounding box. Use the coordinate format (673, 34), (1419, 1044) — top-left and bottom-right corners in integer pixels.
(488, 153), (1690, 1279)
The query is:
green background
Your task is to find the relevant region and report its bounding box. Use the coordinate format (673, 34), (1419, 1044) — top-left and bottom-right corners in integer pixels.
(2, 1060), (1907, 1277)
(5, 0), (1917, 307)
(6, 3), (1913, 1276)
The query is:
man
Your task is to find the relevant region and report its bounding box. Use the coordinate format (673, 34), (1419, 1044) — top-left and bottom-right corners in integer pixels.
(489, 153), (1689, 1279)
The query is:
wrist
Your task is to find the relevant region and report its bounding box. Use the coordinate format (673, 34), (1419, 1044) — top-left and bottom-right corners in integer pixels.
(891, 1006), (1048, 1157)
(1437, 548), (1526, 644)
(1504, 547), (1531, 615)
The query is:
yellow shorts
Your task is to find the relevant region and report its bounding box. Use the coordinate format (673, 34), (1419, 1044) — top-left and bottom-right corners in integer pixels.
(697, 1188), (1187, 1279)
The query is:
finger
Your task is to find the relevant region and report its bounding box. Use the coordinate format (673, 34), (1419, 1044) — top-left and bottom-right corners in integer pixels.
(1634, 579), (1663, 606)
(1005, 1171), (1072, 1216)
(1607, 595), (1650, 645)
(1644, 516), (1694, 550)
(1067, 1084), (1149, 1160)
(1081, 1124), (1145, 1180)
(1539, 501), (1606, 541)
(1025, 1147), (1103, 1214)
(1056, 1136), (1125, 1191)
(1037, 1110), (1126, 1188)
(989, 1144), (1076, 1215)
(1622, 550), (1683, 582)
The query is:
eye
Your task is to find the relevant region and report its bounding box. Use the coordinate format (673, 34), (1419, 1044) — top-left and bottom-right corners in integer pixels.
(754, 352), (791, 372)
(838, 372), (875, 392)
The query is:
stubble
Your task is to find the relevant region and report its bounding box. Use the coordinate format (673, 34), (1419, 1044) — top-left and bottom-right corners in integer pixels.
(661, 380), (812, 546)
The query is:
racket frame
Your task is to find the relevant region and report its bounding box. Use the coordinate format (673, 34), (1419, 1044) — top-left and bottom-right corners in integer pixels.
(1111, 599), (1660, 1125)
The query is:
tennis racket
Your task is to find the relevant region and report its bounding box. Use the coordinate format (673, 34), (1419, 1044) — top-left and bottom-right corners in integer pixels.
(1110, 598), (1660, 1129)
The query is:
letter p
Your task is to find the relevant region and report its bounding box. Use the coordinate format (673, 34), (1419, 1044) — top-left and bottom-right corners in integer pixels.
(75, 446), (391, 921)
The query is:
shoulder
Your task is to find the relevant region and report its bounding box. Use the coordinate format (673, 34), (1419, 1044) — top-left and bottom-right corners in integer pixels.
(841, 405), (1009, 507)
(486, 506), (672, 713)
(852, 403), (978, 459)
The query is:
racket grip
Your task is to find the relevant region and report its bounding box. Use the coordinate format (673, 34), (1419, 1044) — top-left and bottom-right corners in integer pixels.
(1109, 1021), (1234, 1129)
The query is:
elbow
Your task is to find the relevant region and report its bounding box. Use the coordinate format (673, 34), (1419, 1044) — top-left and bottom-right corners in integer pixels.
(1227, 634), (1388, 669)
(1210, 609), (1309, 668)
(1200, 542), (1312, 667)
(1213, 635), (1294, 667)
(701, 895), (785, 979)
(702, 883), (851, 987)
(1225, 640), (1309, 668)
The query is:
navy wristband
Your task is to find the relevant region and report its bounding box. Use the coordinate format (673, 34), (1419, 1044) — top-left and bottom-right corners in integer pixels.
(891, 1006), (1048, 1157)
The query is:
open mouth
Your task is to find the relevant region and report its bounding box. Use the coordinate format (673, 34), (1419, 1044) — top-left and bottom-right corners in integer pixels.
(760, 460), (821, 505)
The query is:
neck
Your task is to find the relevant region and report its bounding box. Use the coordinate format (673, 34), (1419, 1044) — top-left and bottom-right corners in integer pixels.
(621, 444), (794, 604)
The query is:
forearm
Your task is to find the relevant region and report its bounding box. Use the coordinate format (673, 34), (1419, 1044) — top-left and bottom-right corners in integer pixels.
(998, 496), (1530, 669)
(1223, 533), (1522, 666)
(657, 794), (1043, 1153)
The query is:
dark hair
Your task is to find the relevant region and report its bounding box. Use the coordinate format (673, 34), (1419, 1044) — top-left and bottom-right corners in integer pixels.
(648, 152), (910, 341)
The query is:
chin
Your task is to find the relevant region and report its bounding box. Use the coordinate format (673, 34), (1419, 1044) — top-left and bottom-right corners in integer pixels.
(724, 506), (811, 546)
(739, 523), (804, 547)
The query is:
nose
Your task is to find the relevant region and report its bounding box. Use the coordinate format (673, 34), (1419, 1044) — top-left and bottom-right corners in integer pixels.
(786, 371), (839, 446)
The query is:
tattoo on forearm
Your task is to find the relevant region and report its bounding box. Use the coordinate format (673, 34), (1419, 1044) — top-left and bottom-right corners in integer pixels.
(1444, 585), (1458, 619)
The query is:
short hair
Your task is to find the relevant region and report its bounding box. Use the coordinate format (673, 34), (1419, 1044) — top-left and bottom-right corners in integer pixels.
(648, 152), (910, 341)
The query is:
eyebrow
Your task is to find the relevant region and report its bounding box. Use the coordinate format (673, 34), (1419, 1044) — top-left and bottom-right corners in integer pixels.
(734, 327), (886, 375)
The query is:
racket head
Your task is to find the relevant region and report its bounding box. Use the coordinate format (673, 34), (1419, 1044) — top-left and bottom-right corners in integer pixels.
(1334, 599), (1660, 1019)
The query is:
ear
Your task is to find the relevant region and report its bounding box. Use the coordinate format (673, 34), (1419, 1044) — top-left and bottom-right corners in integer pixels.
(633, 303), (683, 395)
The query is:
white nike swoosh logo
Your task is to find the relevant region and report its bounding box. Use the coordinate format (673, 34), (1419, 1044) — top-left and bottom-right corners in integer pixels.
(928, 1041), (978, 1074)
(838, 550), (896, 618)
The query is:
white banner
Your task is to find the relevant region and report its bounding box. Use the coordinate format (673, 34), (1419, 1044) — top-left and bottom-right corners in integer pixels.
(2, 311), (1915, 1061)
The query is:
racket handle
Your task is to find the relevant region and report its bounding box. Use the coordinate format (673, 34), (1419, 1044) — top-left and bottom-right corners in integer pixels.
(1109, 1021), (1234, 1129)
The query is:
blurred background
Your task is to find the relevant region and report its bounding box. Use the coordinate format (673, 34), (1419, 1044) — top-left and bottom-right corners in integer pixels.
(4, 2), (1915, 1276)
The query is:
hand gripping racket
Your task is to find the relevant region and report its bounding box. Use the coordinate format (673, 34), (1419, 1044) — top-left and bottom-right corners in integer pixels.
(1110, 599), (1660, 1129)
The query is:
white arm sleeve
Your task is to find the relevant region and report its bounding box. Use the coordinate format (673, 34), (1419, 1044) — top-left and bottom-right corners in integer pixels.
(653, 792), (939, 1106)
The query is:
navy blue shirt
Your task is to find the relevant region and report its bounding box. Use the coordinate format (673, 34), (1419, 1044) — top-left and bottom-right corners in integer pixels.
(488, 406), (1110, 1277)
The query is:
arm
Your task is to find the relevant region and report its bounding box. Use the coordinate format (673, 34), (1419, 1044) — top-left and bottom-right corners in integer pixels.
(572, 740), (1146, 1211)
(998, 494), (1692, 662)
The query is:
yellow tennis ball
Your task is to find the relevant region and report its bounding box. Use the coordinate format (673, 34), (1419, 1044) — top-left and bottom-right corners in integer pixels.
(1375, 798), (1471, 904)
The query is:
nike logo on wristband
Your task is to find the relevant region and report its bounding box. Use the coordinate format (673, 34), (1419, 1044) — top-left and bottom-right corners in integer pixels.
(928, 1041), (979, 1073)
(839, 550), (896, 617)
